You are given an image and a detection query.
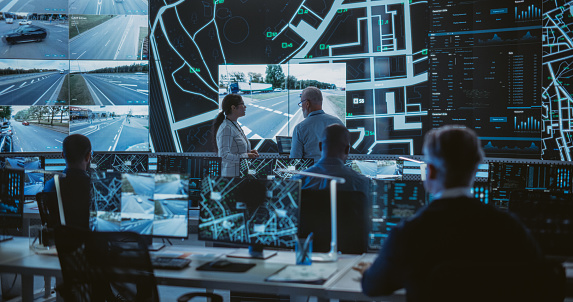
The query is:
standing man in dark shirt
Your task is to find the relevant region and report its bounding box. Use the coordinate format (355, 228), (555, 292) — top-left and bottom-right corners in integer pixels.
(355, 126), (541, 300)
(43, 134), (92, 230)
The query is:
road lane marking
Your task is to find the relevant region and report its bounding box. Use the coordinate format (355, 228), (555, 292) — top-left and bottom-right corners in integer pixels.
(19, 82), (27, 87)
(108, 146), (112, 151)
(119, 84), (137, 86)
(265, 108), (273, 112)
(31, 80), (34, 83)
(114, 15), (134, 60)
(271, 100), (286, 106)
(112, 123), (125, 151)
(33, 77), (66, 105)
(0, 85), (15, 95)
(77, 50), (87, 59)
(105, 39), (111, 46)
(0, 0), (19, 11)
(273, 110), (282, 114)
(55, 139), (62, 143)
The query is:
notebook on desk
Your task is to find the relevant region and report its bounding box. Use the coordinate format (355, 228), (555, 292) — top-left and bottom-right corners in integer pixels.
(265, 264), (337, 284)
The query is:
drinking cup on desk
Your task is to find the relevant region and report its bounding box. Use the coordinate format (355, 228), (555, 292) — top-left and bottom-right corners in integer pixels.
(28, 225), (49, 252)
(295, 236), (312, 265)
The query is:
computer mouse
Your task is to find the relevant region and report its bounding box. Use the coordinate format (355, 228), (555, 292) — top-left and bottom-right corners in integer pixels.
(209, 259), (233, 268)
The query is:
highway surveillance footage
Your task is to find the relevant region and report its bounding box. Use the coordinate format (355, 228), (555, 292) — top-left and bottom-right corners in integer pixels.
(91, 172), (189, 238)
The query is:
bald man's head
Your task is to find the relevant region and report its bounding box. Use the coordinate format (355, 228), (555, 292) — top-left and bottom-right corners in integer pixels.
(320, 124), (351, 160)
(300, 87), (323, 118)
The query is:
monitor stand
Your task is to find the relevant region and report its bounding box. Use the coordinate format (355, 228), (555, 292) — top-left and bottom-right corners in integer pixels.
(227, 246), (277, 260)
(143, 235), (165, 251)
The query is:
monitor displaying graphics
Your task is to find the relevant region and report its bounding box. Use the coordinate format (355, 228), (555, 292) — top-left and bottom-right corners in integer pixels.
(152, 174), (189, 238)
(274, 158), (314, 179)
(91, 172), (189, 239)
(0, 168), (24, 232)
(91, 172), (122, 232)
(156, 156), (221, 207)
(489, 162), (572, 208)
(199, 176), (301, 249)
(369, 180), (427, 249)
(121, 173), (154, 235)
(91, 153), (149, 173)
(240, 158), (275, 179)
(0, 156), (44, 197)
(276, 136), (292, 155)
(44, 158), (66, 172)
(218, 63), (346, 139)
(346, 159), (403, 180)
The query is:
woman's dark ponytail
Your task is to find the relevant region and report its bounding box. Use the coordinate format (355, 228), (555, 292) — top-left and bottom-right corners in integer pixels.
(212, 112), (226, 150)
(211, 94), (243, 151)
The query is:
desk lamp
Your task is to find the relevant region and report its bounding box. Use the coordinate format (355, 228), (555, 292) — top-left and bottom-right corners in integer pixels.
(276, 169), (345, 262)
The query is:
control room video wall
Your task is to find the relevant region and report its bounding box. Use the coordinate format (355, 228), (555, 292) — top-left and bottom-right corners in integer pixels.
(0, 0), (149, 153)
(149, 0), (573, 161)
(0, 0), (572, 161)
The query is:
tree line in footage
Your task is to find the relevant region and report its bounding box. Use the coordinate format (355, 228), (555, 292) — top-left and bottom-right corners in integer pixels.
(8, 106), (70, 126)
(220, 64), (336, 89)
(85, 64), (149, 74)
(0, 68), (61, 76)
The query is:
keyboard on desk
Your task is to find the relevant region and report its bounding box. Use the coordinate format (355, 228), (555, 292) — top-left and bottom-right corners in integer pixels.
(151, 257), (191, 270)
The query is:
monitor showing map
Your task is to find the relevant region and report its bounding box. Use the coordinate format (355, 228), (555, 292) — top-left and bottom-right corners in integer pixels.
(198, 176), (301, 249)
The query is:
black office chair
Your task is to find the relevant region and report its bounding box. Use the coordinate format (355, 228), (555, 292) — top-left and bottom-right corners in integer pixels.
(423, 260), (566, 302)
(55, 226), (223, 302)
(299, 190), (368, 254)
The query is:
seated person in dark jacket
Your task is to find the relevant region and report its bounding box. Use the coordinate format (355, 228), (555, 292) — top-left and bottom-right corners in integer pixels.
(292, 124), (370, 192)
(43, 134), (92, 230)
(354, 126), (542, 301)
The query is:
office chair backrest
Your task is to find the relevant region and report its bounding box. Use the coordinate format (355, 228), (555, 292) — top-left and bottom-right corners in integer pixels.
(423, 260), (566, 302)
(299, 190), (368, 254)
(55, 226), (159, 302)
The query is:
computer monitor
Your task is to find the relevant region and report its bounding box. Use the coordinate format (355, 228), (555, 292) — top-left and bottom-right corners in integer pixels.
(91, 153), (149, 173)
(0, 168), (24, 241)
(152, 174), (189, 238)
(276, 136), (292, 155)
(0, 156), (44, 197)
(489, 162), (572, 209)
(91, 172), (189, 240)
(345, 159), (403, 180)
(239, 158), (275, 179)
(156, 155), (221, 207)
(198, 176), (301, 257)
(369, 180), (427, 249)
(273, 158), (314, 179)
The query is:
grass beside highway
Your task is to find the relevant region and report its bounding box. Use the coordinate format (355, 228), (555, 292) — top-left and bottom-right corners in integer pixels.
(70, 74), (94, 105)
(138, 27), (148, 59)
(326, 95), (346, 120)
(69, 15), (114, 39)
(242, 91), (291, 101)
(58, 74), (69, 102)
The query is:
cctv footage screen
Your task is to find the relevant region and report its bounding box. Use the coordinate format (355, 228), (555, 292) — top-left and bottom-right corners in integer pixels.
(199, 176), (301, 248)
(346, 159), (403, 180)
(0, 2), (150, 153)
(152, 174), (189, 238)
(0, 156), (44, 197)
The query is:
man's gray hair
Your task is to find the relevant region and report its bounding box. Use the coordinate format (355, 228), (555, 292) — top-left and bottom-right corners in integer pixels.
(302, 86), (323, 104)
(423, 125), (484, 187)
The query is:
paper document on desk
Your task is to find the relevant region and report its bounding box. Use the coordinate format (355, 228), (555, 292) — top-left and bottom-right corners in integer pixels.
(266, 264), (337, 284)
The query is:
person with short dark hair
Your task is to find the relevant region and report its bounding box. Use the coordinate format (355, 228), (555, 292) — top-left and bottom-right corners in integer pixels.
(212, 94), (259, 177)
(293, 124), (369, 192)
(44, 134), (92, 192)
(290, 87), (343, 161)
(355, 126), (542, 301)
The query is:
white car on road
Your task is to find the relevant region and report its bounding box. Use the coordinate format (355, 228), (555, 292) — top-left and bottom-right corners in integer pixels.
(18, 20), (31, 25)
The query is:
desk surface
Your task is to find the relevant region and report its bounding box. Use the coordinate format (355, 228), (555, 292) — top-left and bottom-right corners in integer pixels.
(0, 238), (395, 301)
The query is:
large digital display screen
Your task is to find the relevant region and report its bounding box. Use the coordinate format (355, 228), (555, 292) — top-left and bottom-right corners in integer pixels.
(0, 2), (149, 153)
(148, 0), (573, 161)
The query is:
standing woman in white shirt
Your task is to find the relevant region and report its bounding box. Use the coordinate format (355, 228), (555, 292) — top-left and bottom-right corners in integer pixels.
(213, 94), (259, 177)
